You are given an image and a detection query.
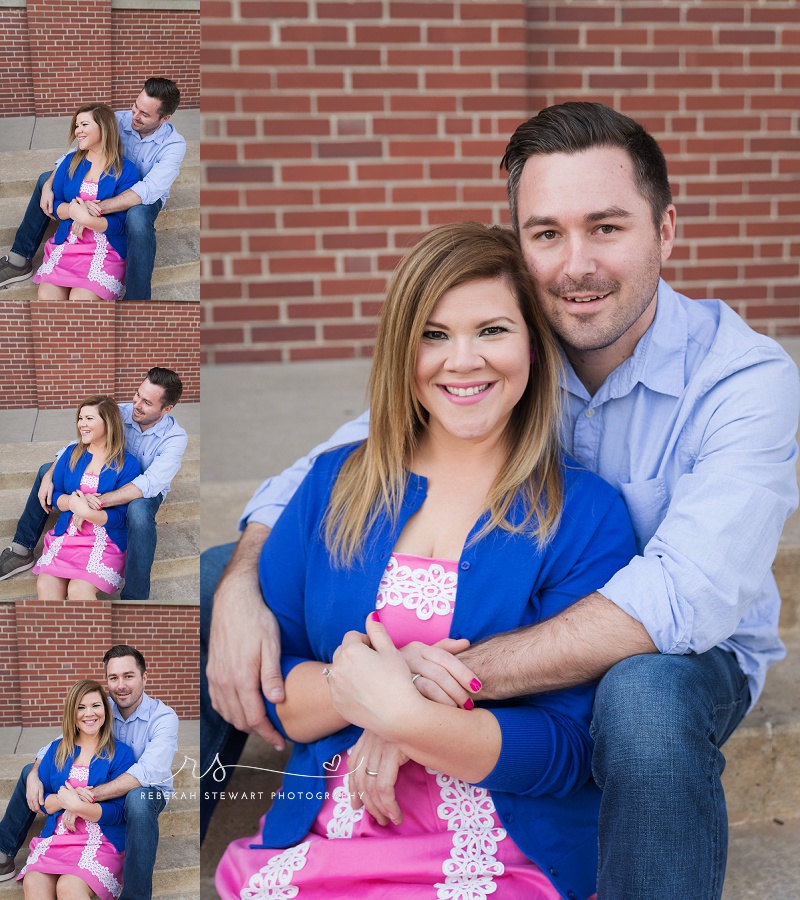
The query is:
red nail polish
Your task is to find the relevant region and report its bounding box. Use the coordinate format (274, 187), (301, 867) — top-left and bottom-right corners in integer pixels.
(464, 698), (474, 711)
(470, 678), (482, 692)
(371, 611), (381, 622)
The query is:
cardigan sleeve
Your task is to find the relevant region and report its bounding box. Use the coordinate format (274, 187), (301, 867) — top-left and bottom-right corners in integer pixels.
(101, 454), (143, 530)
(476, 482), (637, 798)
(101, 160), (140, 237)
(94, 742), (136, 826)
(51, 449), (73, 510)
(52, 154), (74, 216)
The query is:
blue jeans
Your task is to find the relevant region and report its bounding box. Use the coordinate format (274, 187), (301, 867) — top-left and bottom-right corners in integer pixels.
(120, 787), (167, 900)
(200, 542), (248, 842)
(591, 648), (750, 899)
(123, 200), (162, 301)
(11, 170), (162, 300)
(0, 764), (36, 858)
(14, 464), (161, 600)
(11, 173), (52, 260)
(119, 494), (163, 601)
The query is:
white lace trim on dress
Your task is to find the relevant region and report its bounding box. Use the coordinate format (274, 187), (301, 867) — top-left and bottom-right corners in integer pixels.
(88, 232), (124, 297)
(376, 555), (457, 620)
(38, 517), (122, 590)
(325, 765), (364, 839)
(81, 180), (99, 198)
(430, 769), (507, 899)
(78, 820), (122, 898)
(240, 841), (310, 899)
(36, 233), (74, 275)
(81, 472), (100, 491)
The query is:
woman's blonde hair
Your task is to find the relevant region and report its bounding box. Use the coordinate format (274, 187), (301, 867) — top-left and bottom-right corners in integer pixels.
(55, 680), (115, 769)
(67, 104), (124, 179)
(69, 396), (126, 472)
(325, 222), (564, 566)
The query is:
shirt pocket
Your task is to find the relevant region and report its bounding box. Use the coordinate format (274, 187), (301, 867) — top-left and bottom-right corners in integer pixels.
(617, 476), (669, 552)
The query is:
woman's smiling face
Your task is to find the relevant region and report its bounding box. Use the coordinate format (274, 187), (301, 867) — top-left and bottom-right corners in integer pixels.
(414, 276), (531, 448)
(77, 405), (106, 446)
(76, 690), (105, 738)
(74, 111), (102, 153)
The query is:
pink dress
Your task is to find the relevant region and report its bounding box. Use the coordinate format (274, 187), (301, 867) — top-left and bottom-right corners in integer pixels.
(216, 553), (576, 899)
(33, 179), (126, 301)
(33, 471), (126, 593)
(18, 764), (124, 900)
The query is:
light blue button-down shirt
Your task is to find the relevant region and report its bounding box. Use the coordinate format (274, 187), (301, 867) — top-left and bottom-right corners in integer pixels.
(240, 281), (800, 706)
(54, 110), (185, 208)
(58, 404), (187, 501)
(37, 691), (179, 796)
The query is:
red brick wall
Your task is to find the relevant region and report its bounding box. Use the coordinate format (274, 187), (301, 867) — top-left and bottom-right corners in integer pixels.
(112, 604), (200, 719)
(0, 8), (35, 117)
(0, 300), (200, 410)
(112, 11), (201, 111)
(27, 0), (112, 117)
(0, 599), (198, 727)
(0, 300), (37, 407)
(0, 5), (198, 117)
(200, 0), (800, 362)
(0, 604), (22, 726)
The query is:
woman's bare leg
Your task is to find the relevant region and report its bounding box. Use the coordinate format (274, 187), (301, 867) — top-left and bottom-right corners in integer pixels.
(22, 870), (58, 899)
(65, 580), (99, 604)
(54, 874), (94, 899)
(68, 289), (103, 301)
(36, 574), (69, 602)
(37, 284), (70, 301)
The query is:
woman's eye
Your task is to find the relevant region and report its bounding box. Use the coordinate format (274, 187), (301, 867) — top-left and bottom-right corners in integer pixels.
(422, 330), (447, 341)
(481, 326), (506, 336)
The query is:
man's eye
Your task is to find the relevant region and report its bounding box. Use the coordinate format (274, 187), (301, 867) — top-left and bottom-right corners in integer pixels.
(597, 225), (617, 234)
(535, 230), (557, 241)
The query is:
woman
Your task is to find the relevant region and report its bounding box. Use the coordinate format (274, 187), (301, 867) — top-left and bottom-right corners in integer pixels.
(33, 104), (138, 301)
(33, 396), (140, 603)
(18, 679), (134, 899)
(216, 223), (637, 899)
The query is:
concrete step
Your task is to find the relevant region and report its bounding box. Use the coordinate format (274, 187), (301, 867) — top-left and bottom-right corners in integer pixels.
(0, 517), (199, 602)
(0, 225), (199, 301)
(0, 834), (198, 898)
(0, 435), (199, 491)
(723, 818), (800, 899)
(721, 628), (800, 826)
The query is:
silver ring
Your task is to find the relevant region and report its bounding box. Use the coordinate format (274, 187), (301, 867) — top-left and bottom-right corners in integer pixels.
(411, 673), (421, 684)
(322, 667), (332, 679)
(366, 769), (379, 776)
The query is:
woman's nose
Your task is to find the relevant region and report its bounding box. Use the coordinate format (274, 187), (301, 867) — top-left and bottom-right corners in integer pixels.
(445, 338), (484, 371)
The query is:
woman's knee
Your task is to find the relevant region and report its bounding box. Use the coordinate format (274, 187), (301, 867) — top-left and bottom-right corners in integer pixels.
(37, 283), (68, 301)
(66, 580), (98, 604)
(55, 875), (92, 899)
(37, 574), (67, 602)
(68, 289), (102, 302)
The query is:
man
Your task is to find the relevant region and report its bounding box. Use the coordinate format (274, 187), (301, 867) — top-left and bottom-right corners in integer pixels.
(0, 77), (185, 300)
(201, 103), (800, 896)
(0, 644), (178, 900)
(0, 366), (187, 601)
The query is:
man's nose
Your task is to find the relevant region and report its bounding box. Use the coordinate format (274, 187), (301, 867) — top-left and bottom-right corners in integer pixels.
(562, 236), (597, 281)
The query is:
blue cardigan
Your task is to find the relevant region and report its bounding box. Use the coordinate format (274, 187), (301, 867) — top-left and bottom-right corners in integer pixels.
(52, 153), (139, 259)
(51, 448), (141, 552)
(38, 738), (135, 853)
(256, 443), (637, 900)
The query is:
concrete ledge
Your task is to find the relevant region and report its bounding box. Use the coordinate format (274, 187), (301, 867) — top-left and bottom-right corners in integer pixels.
(112, 0), (199, 8)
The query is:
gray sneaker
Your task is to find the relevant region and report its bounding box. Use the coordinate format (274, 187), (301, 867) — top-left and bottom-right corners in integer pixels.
(0, 255), (34, 288)
(0, 855), (15, 881)
(0, 546), (35, 580)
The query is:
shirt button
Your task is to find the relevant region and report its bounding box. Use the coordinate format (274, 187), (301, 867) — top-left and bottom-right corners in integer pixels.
(503, 813), (513, 824)
(459, 561), (470, 571)
(549, 868), (558, 877)
(568, 892), (577, 899)
(584, 408), (595, 418)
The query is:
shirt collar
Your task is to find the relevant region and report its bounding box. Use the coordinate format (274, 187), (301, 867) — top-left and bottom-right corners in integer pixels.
(123, 403), (177, 437)
(562, 278), (687, 403)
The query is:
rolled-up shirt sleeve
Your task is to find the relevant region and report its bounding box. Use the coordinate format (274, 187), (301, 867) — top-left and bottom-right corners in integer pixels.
(239, 410), (371, 530)
(129, 137), (186, 207)
(127, 709), (179, 788)
(601, 353), (800, 655)
(132, 432), (188, 499)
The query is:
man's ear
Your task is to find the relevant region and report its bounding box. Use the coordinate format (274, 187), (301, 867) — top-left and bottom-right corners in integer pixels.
(660, 205), (677, 264)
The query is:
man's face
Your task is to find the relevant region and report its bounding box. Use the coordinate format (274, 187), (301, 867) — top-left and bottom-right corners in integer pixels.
(516, 146), (675, 365)
(105, 656), (147, 714)
(132, 378), (171, 429)
(131, 90), (168, 137)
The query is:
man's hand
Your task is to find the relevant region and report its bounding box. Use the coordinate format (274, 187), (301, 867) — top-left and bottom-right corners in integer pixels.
(25, 766), (44, 812)
(207, 523), (287, 750)
(348, 730), (408, 826)
(38, 469), (55, 513)
(40, 178), (55, 217)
